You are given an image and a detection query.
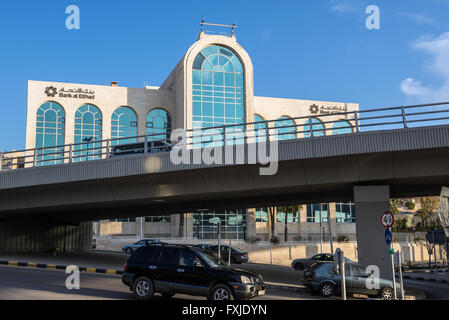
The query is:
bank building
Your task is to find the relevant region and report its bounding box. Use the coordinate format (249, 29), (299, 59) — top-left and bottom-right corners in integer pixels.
(24, 23), (359, 250)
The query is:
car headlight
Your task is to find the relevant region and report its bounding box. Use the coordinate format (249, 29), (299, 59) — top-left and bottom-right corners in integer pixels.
(241, 276), (253, 284)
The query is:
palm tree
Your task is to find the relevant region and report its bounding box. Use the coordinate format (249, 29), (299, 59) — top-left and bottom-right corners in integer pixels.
(267, 206), (276, 241)
(277, 206), (299, 242)
(419, 197), (439, 230)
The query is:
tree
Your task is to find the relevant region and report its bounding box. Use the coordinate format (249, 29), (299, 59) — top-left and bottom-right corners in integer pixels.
(418, 197), (439, 230)
(277, 206), (299, 242)
(267, 207), (276, 241)
(390, 198), (402, 214)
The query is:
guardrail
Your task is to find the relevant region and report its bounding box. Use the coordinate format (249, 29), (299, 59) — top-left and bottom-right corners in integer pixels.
(1, 101), (449, 171)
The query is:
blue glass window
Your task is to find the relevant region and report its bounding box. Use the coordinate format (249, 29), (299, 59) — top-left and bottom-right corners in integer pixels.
(304, 118), (325, 137)
(255, 208), (268, 222)
(254, 114), (266, 143)
(336, 202), (356, 223)
(274, 117), (296, 141)
(332, 120), (352, 135)
(35, 102), (65, 166)
(146, 108), (171, 142)
(74, 104), (102, 162)
(192, 45), (245, 147)
(111, 107), (138, 145)
(307, 204), (329, 223)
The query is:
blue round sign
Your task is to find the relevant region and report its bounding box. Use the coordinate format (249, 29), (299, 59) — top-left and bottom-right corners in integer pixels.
(385, 229), (392, 246)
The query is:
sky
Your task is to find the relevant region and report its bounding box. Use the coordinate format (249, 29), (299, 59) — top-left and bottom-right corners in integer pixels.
(0, 0), (448, 150)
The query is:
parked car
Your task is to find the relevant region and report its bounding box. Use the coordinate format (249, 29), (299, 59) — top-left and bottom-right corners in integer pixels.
(194, 244), (213, 250)
(204, 245), (249, 264)
(122, 239), (161, 254)
(110, 141), (172, 158)
(122, 244), (266, 300)
(291, 253), (353, 270)
(302, 261), (401, 300)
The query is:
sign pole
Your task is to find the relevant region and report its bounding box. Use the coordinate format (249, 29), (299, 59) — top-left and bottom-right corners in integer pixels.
(397, 250), (405, 300)
(218, 221), (221, 259)
(228, 239), (232, 266)
(336, 248), (346, 300)
(389, 229), (397, 300)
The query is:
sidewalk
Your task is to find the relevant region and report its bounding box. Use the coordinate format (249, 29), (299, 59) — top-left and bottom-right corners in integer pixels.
(403, 271), (449, 284)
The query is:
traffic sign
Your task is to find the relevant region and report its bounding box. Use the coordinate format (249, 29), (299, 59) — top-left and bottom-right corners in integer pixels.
(388, 248), (394, 255)
(381, 211), (394, 228)
(385, 229), (392, 246)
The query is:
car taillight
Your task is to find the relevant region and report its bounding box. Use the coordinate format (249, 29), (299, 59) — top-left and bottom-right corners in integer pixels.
(311, 271), (315, 279)
(124, 262), (129, 272)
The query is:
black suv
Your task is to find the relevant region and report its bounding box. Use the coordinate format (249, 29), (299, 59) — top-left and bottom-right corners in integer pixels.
(122, 244), (266, 300)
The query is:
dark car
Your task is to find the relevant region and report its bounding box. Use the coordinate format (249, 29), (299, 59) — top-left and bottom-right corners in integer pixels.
(291, 253), (353, 270)
(110, 141), (172, 158)
(302, 261), (400, 300)
(122, 244), (265, 300)
(194, 244), (213, 250)
(205, 245), (249, 264)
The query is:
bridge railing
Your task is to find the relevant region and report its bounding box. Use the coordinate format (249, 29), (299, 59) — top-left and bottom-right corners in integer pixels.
(1, 101), (449, 171)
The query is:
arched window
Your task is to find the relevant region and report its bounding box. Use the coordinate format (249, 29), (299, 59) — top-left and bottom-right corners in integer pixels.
(74, 104), (102, 161)
(304, 118), (325, 138)
(146, 108), (171, 142)
(254, 114), (266, 143)
(111, 107), (138, 145)
(192, 45), (245, 146)
(35, 102), (65, 166)
(332, 120), (353, 135)
(274, 117), (296, 141)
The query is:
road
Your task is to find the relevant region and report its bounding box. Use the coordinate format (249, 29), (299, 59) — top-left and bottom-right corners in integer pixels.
(0, 265), (322, 300)
(402, 279), (449, 300)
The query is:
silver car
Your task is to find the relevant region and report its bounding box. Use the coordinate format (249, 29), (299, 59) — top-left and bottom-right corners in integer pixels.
(122, 239), (161, 254)
(291, 253), (353, 270)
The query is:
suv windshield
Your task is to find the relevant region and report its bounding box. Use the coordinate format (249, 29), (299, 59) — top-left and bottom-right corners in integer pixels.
(197, 251), (227, 268)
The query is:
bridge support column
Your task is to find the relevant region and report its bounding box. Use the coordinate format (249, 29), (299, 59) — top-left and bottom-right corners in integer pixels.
(353, 185), (393, 281)
(0, 217), (92, 254)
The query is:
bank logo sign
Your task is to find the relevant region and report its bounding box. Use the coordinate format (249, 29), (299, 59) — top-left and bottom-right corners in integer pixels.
(309, 104), (349, 116)
(44, 86), (95, 100)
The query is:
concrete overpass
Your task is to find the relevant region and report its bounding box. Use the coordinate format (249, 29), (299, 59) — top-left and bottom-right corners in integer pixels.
(1, 102), (449, 281)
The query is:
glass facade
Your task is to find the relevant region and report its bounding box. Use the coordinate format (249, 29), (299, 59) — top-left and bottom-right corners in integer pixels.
(193, 209), (246, 240)
(146, 108), (171, 142)
(254, 114), (266, 143)
(192, 45), (245, 146)
(145, 216), (172, 223)
(111, 107), (138, 145)
(336, 202), (356, 223)
(255, 208), (268, 222)
(35, 102), (65, 166)
(74, 104), (102, 162)
(276, 207), (300, 223)
(274, 117), (296, 140)
(307, 203), (329, 223)
(304, 117), (325, 137)
(332, 120), (353, 135)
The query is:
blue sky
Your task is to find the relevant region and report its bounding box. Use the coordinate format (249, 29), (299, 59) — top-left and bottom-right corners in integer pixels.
(0, 0), (448, 150)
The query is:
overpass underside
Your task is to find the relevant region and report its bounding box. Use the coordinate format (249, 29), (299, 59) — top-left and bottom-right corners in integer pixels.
(0, 125), (448, 258)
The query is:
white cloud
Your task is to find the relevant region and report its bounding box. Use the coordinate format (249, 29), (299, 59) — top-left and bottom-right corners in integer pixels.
(399, 13), (436, 26)
(329, 0), (357, 14)
(400, 32), (449, 102)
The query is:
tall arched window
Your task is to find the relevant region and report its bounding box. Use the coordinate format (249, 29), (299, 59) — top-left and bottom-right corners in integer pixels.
(304, 118), (325, 138)
(274, 117), (296, 141)
(254, 114), (266, 143)
(74, 104), (102, 161)
(332, 120), (353, 135)
(111, 106), (138, 145)
(35, 102), (65, 166)
(192, 45), (245, 146)
(146, 108), (171, 142)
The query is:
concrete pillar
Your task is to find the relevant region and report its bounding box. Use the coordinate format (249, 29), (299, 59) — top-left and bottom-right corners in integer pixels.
(0, 216), (92, 254)
(246, 208), (256, 241)
(328, 203), (338, 241)
(353, 185), (393, 281)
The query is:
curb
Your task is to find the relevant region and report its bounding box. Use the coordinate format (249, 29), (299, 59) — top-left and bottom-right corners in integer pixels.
(265, 282), (309, 294)
(403, 274), (448, 285)
(0, 260), (123, 275)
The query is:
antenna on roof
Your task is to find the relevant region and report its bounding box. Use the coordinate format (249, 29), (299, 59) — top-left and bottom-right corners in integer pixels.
(200, 19), (238, 37)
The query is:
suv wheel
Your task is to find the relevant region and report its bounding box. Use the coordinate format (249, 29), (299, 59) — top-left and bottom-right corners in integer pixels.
(381, 287), (394, 300)
(319, 283), (335, 297)
(133, 276), (154, 300)
(210, 284), (235, 301)
(126, 248), (133, 254)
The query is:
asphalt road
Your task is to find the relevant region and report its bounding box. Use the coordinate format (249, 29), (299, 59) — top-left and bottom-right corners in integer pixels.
(0, 265), (321, 300)
(402, 279), (449, 300)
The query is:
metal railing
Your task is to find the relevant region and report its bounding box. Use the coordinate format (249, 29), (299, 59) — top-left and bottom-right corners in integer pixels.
(1, 101), (449, 171)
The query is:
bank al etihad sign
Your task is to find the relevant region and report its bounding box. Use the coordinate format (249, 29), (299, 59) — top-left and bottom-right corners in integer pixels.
(45, 86), (95, 100)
